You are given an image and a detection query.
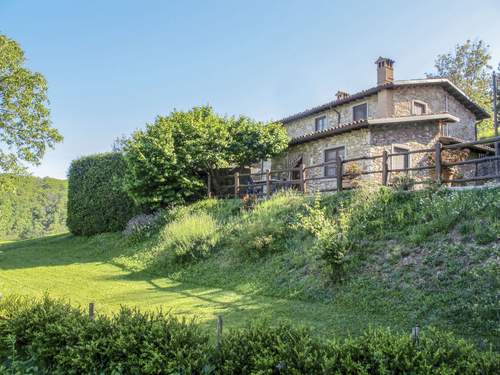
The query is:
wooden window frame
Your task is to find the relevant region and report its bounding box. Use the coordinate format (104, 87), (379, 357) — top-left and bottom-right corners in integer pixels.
(324, 146), (345, 177)
(391, 144), (410, 171)
(352, 103), (368, 122)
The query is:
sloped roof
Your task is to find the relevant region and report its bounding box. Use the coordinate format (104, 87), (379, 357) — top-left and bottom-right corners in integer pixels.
(289, 113), (459, 146)
(280, 79), (490, 124)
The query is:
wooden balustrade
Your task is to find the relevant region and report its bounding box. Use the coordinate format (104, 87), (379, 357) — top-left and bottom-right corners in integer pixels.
(206, 136), (500, 199)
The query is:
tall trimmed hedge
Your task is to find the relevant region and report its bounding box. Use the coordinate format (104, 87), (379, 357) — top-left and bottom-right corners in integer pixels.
(67, 152), (136, 235)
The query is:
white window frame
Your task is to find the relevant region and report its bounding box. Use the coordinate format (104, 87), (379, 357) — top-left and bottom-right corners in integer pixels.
(441, 122), (452, 137)
(412, 100), (428, 115)
(352, 102), (368, 122)
(391, 144), (411, 171)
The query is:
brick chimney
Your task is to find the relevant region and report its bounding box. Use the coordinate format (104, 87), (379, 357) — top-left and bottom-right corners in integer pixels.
(375, 57), (395, 85)
(336, 90), (349, 100)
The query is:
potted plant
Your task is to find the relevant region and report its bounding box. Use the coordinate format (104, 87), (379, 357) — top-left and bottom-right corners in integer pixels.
(343, 162), (362, 188)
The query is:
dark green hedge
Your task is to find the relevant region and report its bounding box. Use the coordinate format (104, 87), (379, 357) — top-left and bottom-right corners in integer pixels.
(1, 296), (498, 374)
(67, 152), (136, 235)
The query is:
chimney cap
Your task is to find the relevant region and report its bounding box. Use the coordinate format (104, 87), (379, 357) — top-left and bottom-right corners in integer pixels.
(336, 90), (350, 100)
(375, 57), (395, 66)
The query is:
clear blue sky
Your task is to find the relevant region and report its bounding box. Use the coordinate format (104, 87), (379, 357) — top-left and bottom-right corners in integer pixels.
(1, 0), (499, 179)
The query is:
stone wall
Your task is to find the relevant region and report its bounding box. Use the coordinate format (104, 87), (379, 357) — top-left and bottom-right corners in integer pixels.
(393, 85), (476, 140)
(272, 129), (370, 191)
(442, 88), (477, 140)
(273, 84), (480, 191)
(369, 122), (440, 183)
(283, 95), (378, 139)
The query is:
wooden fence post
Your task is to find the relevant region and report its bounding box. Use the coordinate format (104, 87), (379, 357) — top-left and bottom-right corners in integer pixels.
(435, 142), (442, 185)
(216, 315), (223, 351)
(299, 163), (306, 193)
(207, 173), (212, 198)
(382, 150), (389, 186)
(411, 323), (420, 346)
(89, 302), (94, 321)
(336, 156), (343, 191)
(234, 172), (240, 198)
(266, 169), (271, 199)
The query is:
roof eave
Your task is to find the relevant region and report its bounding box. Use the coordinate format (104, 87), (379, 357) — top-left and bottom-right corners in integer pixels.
(280, 78), (490, 125)
(368, 113), (459, 125)
(393, 79), (490, 120)
(289, 121), (369, 146)
(288, 114), (458, 146)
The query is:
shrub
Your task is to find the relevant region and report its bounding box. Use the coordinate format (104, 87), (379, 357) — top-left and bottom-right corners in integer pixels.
(325, 327), (499, 374)
(391, 174), (416, 191)
(174, 198), (243, 224)
(67, 152), (137, 235)
(297, 195), (351, 280)
(0, 295), (211, 374)
(159, 212), (219, 264)
(226, 192), (305, 258)
(1, 297), (498, 374)
(123, 211), (164, 243)
(122, 106), (288, 210)
(215, 321), (328, 374)
(216, 322), (499, 374)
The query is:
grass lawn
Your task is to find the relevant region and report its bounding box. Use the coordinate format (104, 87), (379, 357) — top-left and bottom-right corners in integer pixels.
(0, 233), (394, 338)
(1, 188), (498, 347)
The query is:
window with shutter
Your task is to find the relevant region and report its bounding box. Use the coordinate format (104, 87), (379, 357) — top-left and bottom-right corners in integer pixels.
(392, 146), (410, 171)
(324, 146), (345, 177)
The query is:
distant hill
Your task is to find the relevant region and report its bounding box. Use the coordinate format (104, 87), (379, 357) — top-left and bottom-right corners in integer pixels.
(0, 175), (67, 240)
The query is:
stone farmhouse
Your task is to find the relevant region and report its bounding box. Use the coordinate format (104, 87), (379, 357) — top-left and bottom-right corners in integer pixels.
(271, 57), (491, 190)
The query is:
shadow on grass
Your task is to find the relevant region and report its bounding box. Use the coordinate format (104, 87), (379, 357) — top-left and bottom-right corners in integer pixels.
(95, 260), (400, 340)
(0, 232), (127, 270)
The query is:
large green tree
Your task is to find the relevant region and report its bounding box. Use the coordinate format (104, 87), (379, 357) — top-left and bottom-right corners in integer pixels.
(123, 106), (288, 208)
(427, 40), (494, 138)
(0, 34), (62, 174)
(0, 174), (67, 240)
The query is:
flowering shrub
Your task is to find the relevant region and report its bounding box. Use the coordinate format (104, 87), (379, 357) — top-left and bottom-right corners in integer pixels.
(344, 161), (362, 177)
(123, 211), (163, 243)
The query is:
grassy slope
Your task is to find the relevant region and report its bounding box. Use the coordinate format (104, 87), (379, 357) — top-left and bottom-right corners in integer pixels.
(1, 187), (499, 348)
(0, 234), (382, 338)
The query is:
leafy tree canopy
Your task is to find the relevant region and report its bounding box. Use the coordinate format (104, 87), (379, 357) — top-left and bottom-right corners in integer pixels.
(0, 34), (62, 174)
(123, 106), (288, 209)
(0, 174), (67, 240)
(427, 39), (495, 138)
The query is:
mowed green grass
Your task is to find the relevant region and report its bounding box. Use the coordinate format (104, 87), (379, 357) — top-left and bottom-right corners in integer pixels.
(0, 233), (394, 338)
